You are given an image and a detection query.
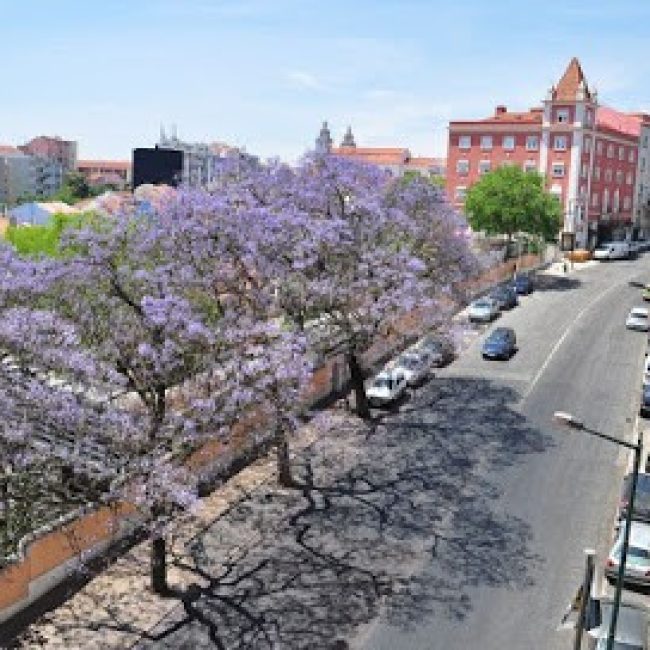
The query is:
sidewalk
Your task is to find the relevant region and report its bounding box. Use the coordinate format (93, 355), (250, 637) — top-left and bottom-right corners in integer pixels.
(16, 424), (322, 649)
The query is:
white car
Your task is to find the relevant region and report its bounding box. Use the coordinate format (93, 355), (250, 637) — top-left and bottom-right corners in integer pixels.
(594, 241), (630, 260)
(605, 521), (650, 587)
(390, 351), (433, 386)
(643, 357), (650, 387)
(626, 307), (650, 331)
(366, 369), (408, 406)
(467, 297), (499, 323)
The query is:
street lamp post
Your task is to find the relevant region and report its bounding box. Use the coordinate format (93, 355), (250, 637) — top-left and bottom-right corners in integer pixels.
(553, 411), (643, 650)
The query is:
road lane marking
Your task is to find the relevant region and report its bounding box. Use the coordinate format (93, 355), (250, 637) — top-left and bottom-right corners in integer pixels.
(521, 277), (639, 405)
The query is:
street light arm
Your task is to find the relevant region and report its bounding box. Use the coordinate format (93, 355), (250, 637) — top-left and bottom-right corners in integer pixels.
(553, 411), (638, 451)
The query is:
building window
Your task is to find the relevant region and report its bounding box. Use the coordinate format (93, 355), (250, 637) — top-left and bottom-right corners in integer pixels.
(458, 135), (471, 149)
(644, 135), (649, 148)
(592, 192), (599, 207)
(552, 162), (565, 178)
(613, 189), (620, 212)
(556, 108), (570, 123)
(586, 109), (593, 126)
(616, 170), (624, 184)
(524, 160), (537, 173)
(603, 189), (609, 212)
(456, 159), (469, 175)
(526, 135), (539, 151)
(624, 196), (631, 210)
(618, 146), (625, 161)
(584, 137), (592, 154)
(594, 165), (601, 181)
(480, 135), (493, 150)
(605, 168), (613, 182)
(455, 186), (467, 201)
(579, 185), (587, 198)
(554, 135), (568, 151)
(502, 135), (515, 150)
(629, 149), (636, 163)
(479, 160), (491, 174)
(581, 163), (588, 179)
(607, 144), (614, 158)
(626, 171), (633, 185)
(596, 140), (603, 155)
(642, 158), (646, 172)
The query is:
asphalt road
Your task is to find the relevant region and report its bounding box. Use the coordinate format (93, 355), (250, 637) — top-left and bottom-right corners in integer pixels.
(354, 258), (650, 650)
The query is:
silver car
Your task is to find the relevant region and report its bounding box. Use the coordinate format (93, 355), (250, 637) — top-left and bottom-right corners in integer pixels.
(390, 351), (433, 386)
(468, 297), (499, 323)
(626, 307), (650, 332)
(605, 520), (650, 586)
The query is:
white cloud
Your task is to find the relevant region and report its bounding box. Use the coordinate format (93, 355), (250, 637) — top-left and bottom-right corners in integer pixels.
(285, 70), (324, 91)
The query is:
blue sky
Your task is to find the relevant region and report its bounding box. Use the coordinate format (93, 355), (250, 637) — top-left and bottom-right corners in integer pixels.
(2, 0), (650, 162)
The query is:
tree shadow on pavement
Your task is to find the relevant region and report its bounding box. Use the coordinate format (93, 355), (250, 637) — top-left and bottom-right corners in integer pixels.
(533, 275), (582, 293)
(18, 379), (553, 650)
(126, 378), (552, 649)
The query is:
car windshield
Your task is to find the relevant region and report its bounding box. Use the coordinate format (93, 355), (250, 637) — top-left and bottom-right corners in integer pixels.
(596, 244), (612, 250)
(474, 300), (491, 308)
(632, 310), (648, 319)
(627, 546), (650, 561)
(373, 378), (392, 389)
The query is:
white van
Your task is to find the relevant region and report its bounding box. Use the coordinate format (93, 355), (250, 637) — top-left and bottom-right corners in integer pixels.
(593, 241), (630, 261)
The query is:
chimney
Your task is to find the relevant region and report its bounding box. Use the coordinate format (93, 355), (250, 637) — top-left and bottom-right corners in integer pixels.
(495, 105), (507, 116)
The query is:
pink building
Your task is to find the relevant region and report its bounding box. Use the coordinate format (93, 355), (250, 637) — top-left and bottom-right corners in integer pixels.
(76, 160), (131, 189)
(447, 58), (650, 248)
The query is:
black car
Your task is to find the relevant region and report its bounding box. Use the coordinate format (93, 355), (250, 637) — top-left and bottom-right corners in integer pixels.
(513, 274), (533, 295)
(482, 327), (517, 360)
(618, 473), (650, 524)
(641, 385), (650, 417)
(490, 286), (519, 310)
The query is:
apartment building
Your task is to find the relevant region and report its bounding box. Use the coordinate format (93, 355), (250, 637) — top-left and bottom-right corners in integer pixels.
(447, 58), (648, 248)
(77, 160), (131, 189)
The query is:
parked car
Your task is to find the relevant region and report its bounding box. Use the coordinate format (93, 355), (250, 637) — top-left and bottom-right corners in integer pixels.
(585, 596), (649, 649)
(644, 357), (650, 387)
(512, 274), (534, 295)
(490, 285), (519, 310)
(641, 386), (650, 418)
(618, 473), (650, 525)
(481, 327), (517, 360)
(468, 297), (499, 323)
(594, 241), (631, 260)
(605, 521), (650, 586)
(414, 334), (455, 367)
(390, 351), (433, 387)
(627, 307), (650, 331)
(641, 284), (650, 301)
(366, 369), (408, 407)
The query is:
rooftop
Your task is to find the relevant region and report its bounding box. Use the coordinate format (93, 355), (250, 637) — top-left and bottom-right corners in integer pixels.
(597, 106), (642, 138)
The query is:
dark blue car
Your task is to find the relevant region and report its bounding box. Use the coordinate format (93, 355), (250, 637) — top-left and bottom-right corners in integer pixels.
(482, 327), (517, 360)
(641, 385), (650, 417)
(513, 274), (533, 295)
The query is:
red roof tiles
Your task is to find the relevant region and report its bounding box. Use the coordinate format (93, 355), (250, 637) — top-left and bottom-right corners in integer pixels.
(553, 57), (592, 101)
(596, 106), (641, 138)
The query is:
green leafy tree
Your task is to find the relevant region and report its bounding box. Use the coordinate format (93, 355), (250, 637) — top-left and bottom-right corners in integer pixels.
(4, 213), (88, 258)
(465, 166), (562, 241)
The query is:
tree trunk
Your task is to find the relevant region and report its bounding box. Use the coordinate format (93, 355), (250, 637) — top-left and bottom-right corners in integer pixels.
(151, 535), (168, 595)
(275, 426), (294, 487)
(346, 351), (370, 420)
